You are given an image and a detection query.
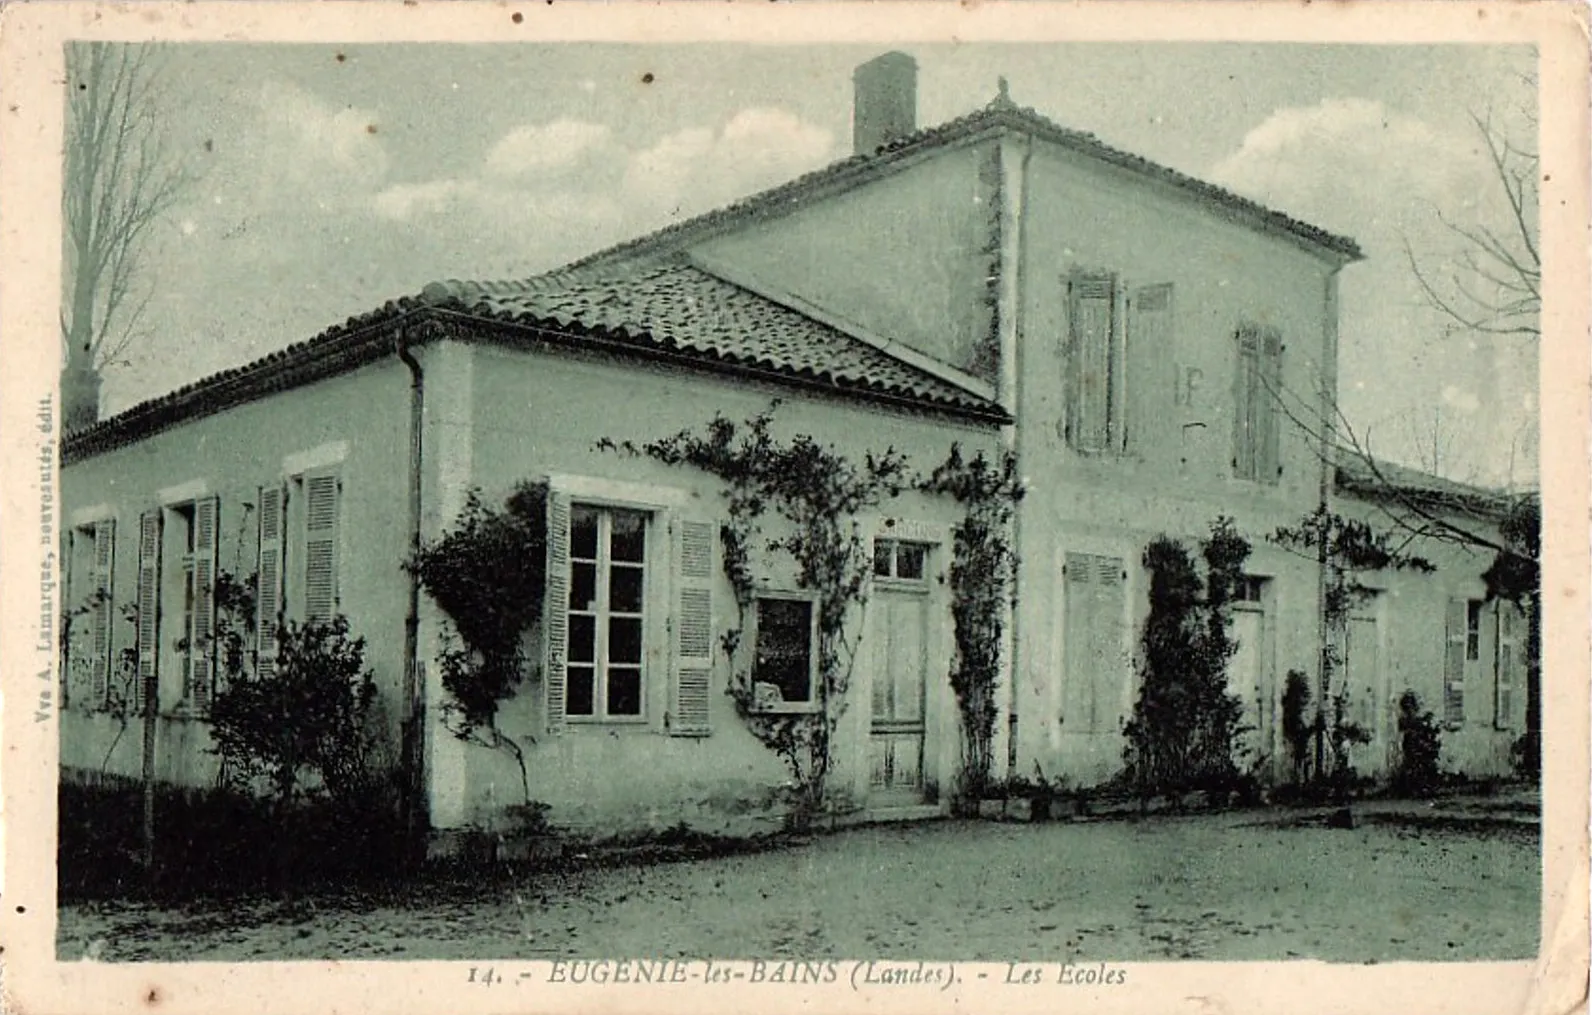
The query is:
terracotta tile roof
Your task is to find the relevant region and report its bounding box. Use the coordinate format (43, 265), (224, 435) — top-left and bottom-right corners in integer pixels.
(565, 99), (1363, 272)
(419, 259), (1004, 418)
(1334, 451), (1529, 520)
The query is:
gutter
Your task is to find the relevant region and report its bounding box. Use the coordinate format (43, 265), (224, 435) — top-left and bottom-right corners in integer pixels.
(1315, 266), (1344, 778)
(395, 324), (427, 862)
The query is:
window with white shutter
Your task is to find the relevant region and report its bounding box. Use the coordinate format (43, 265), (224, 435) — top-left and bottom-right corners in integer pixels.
(90, 520), (116, 710)
(1063, 552), (1126, 734)
(1066, 275), (1124, 454)
(298, 470), (341, 626)
(135, 511), (162, 717)
(256, 485), (285, 679)
(1125, 284), (1172, 455)
(1233, 324), (1284, 483)
(188, 497), (219, 712)
(1442, 598), (1467, 725)
(542, 492), (572, 735)
(669, 518), (715, 736)
(1495, 602), (1523, 730)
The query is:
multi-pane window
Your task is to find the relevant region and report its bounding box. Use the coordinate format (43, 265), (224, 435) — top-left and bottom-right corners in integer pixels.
(751, 594), (817, 710)
(566, 505), (648, 719)
(873, 539), (928, 582)
(1466, 599), (1484, 661)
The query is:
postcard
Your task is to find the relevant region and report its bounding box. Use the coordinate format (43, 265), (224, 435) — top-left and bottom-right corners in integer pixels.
(1, 3), (1586, 1014)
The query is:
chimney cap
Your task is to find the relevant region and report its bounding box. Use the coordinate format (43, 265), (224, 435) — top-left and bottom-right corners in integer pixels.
(853, 50), (917, 79)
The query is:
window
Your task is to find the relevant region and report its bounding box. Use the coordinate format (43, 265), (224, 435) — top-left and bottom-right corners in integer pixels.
(873, 539), (928, 582)
(292, 470), (341, 625)
(138, 497), (217, 713)
(1125, 284), (1173, 453)
(750, 593), (817, 711)
(1466, 599), (1483, 661)
(1063, 552), (1126, 734)
(1235, 575), (1268, 604)
(1442, 598), (1468, 725)
(1233, 323), (1283, 483)
(1065, 275), (1123, 453)
(565, 504), (649, 719)
(1495, 602), (1524, 730)
(64, 521), (115, 710)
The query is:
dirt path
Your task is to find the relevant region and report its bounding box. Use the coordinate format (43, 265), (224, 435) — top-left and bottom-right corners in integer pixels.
(58, 804), (1539, 963)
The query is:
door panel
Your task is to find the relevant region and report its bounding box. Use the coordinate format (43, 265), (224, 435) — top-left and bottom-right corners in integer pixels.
(1229, 607), (1267, 768)
(870, 587), (929, 801)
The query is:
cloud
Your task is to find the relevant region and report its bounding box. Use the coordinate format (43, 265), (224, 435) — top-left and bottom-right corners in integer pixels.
(368, 107), (834, 273)
(251, 81), (390, 202)
(483, 119), (616, 180)
(1441, 385), (1483, 414)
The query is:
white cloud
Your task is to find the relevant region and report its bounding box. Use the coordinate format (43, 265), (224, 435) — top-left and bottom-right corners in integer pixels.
(368, 106), (834, 271)
(483, 119), (616, 180)
(252, 80), (390, 198)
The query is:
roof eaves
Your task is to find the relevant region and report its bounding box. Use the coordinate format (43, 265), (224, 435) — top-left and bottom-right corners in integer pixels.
(422, 302), (1012, 425)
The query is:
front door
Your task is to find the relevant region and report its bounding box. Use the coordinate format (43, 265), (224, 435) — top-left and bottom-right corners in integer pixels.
(868, 576), (930, 805)
(1228, 604), (1269, 771)
(1342, 605), (1388, 777)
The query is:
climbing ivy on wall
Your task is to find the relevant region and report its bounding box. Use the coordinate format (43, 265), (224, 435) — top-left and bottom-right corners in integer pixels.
(601, 404), (910, 829)
(409, 481), (549, 804)
(916, 444), (1024, 810)
(1272, 506), (1433, 794)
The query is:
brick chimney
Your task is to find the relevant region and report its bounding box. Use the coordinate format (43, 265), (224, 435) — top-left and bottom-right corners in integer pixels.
(852, 51), (918, 155)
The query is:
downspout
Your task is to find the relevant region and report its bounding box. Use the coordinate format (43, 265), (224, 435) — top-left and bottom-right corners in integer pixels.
(1000, 135), (1034, 778)
(396, 324), (426, 863)
(1315, 265), (1344, 780)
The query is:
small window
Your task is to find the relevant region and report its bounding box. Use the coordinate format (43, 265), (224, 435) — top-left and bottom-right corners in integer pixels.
(873, 539), (929, 582)
(1235, 575), (1267, 604)
(1466, 599), (1483, 661)
(751, 594), (817, 711)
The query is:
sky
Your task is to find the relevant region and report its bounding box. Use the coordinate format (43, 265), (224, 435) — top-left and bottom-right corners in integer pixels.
(92, 42), (1538, 487)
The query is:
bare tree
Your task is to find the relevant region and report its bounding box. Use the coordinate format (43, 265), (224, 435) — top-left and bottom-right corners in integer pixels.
(61, 41), (191, 429)
(1403, 86), (1539, 341)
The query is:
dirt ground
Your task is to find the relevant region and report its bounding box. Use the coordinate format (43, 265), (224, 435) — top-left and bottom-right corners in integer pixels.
(57, 795), (1539, 964)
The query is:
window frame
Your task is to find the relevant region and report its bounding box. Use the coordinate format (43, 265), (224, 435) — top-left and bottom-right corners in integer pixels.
(1064, 271), (1127, 455)
(161, 500), (200, 712)
(563, 501), (655, 724)
(746, 588), (821, 714)
(872, 538), (932, 589)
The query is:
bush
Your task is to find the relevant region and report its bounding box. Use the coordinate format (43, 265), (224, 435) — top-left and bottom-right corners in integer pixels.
(1391, 691), (1444, 797)
(207, 615), (381, 806)
(1281, 669), (1314, 785)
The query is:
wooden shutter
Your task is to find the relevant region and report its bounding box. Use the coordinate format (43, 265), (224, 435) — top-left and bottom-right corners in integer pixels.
(302, 471), (341, 625)
(1068, 277), (1115, 453)
(670, 518), (715, 736)
(1258, 329), (1284, 482)
(1064, 553), (1125, 733)
(542, 491), (571, 735)
(90, 519), (116, 709)
(189, 496), (219, 712)
(135, 511), (162, 717)
(1495, 603), (1521, 730)
(256, 485), (285, 680)
(1443, 598), (1466, 725)
(1126, 284), (1172, 455)
(1232, 325), (1260, 480)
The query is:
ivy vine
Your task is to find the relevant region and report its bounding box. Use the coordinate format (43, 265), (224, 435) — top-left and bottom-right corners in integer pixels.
(916, 444), (1024, 809)
(409, 481), (549, 803)
(601, 404), (909, 828)
(1272, 506), (1433, 794)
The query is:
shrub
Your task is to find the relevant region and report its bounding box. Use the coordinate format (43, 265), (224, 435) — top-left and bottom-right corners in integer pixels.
(1123, 520), (1250, 808)
(207, 615), (381, 807)
(1392, 690), (1444, 798)
(1281, 669), (1314, 786)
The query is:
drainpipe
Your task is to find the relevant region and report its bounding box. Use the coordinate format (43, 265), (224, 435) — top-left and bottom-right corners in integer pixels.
(396, 325), (426, 863)
(1315, 266), (1344, 780)
(999, 135), (1034, 779)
